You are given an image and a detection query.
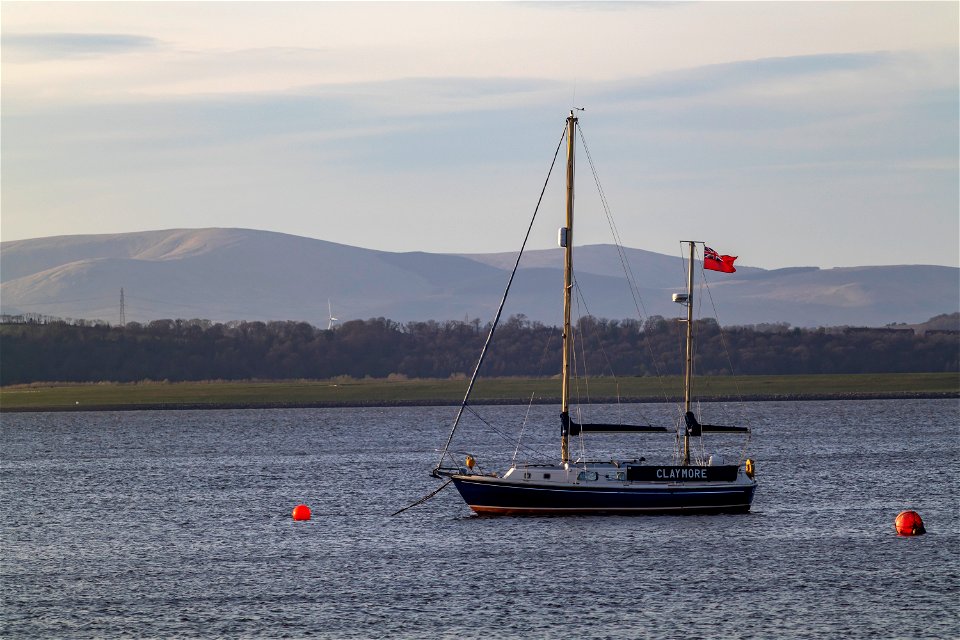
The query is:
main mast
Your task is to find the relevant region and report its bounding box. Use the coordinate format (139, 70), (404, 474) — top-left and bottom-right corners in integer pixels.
(560, 111), (577, 464)
(682, 241), (696, 465)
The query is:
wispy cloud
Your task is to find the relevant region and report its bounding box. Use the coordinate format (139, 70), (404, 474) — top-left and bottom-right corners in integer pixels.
(2, 32), (160, 61)
(605, 52), (893, 102)
(0, 3), (956, 269)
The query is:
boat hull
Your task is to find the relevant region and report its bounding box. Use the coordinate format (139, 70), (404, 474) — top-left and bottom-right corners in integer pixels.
(450, 475), (756, 516)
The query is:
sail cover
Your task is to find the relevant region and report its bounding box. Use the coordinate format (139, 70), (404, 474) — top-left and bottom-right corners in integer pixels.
(563, 413), (670, 436)
(684, 411), (749, 435)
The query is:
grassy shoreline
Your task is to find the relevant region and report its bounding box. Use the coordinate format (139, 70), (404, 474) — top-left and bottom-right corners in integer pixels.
(1, 373), (957, 412)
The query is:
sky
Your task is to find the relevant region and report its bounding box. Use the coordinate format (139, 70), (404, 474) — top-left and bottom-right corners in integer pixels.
(1, 1), (957, 270)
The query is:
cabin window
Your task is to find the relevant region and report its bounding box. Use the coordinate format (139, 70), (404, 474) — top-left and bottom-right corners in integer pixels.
(543, 473), (551, 480)
(523, 472), (531, 479)
(577, 471), (598, 481)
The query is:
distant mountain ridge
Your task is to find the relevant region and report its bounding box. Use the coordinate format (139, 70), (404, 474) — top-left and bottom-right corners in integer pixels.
(2, 228), (957, 328)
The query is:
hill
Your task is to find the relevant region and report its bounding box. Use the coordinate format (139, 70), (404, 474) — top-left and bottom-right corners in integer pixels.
(2, 228), (957, 327)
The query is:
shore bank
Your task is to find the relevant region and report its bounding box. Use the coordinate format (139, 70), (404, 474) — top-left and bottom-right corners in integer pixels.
(2, 373), (957, 412)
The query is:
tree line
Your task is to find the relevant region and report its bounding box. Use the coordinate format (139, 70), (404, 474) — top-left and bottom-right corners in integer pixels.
(0, 314), (957, 386)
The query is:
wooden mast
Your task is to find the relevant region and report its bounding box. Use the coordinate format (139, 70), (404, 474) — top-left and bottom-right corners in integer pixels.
(682, 241), (695, 465)
(560, 111), (577, 464)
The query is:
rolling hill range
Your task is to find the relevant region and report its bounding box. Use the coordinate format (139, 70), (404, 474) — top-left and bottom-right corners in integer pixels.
(1, 228), (957, 328)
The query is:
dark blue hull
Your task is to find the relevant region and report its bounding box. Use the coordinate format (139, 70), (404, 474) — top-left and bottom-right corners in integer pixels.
(451, 475), (756, 515)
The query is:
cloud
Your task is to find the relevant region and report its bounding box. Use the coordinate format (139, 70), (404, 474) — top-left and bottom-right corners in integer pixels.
(594, 51), (898, 107)
(2, 32), (160, 61)
(1, 32), (955, 269)
(4, 48), (954, 177)
(580, 50), (957, 155)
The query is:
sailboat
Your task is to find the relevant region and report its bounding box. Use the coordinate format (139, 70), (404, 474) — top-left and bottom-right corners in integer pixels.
(432, 111), (757, 515)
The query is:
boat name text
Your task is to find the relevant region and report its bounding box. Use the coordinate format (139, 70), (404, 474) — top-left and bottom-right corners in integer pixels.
(655, 467), (708, 479)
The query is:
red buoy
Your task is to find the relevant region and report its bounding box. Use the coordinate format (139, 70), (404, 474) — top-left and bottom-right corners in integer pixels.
(292, 504), (311, 521)
(895, 510), (925, 536)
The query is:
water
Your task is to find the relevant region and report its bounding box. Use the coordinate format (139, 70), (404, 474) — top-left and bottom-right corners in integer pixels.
(2, 400), (958, 639)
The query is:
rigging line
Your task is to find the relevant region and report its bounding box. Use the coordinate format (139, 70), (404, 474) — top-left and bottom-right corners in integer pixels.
(578, 128), (646, 318)
(433, 123), (567, 474)
(672, 242), (691, 422)
(571, 281), (591, 408)
(390, 479), (452, 516)
(570, 301), (590, 467)
(568, 289), (605, 466)
(690, 257), (715, 415)
(571, 274), (655, 426)
(699, 262), (746, 405)
(578, 126), (673, 403)
(687, 251), (752, 462)
(570, 312), (590, 463)
(691, 245), (710, 422)
(510, 329), (559, 464)
(572, 279), (625, 419)
(578, 127), (656, 331)
(464, 404), (554, 462)
(674, 242), (695, 427)
(570, 285), (603, 431)
(464, 404), (519, 444)
(512, 393), (538, 466)
(698, 261), (753, 462)
(579, 127), (683, 402)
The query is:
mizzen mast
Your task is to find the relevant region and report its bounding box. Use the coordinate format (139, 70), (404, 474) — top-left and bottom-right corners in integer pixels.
(682, 241), (696, 466)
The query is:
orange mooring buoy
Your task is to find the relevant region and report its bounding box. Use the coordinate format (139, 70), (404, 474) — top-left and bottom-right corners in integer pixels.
(292, 504), (312, 521)
(895, 510), (925, 536)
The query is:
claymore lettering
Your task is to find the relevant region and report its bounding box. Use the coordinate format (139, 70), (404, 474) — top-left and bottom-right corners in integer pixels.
(655, 467), (708, 480)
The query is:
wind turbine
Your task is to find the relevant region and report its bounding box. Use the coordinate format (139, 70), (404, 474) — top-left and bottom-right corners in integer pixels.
(327, 299), (338, 330)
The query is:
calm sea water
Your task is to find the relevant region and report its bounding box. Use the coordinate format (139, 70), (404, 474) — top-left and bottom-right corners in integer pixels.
(2, 400), (958, 639)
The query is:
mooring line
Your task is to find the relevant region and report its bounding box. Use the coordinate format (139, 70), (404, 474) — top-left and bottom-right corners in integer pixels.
(390, 479), (453, 516)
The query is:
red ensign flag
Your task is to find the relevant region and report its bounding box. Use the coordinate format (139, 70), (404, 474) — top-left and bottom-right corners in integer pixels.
(704, 246), (737, 273)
